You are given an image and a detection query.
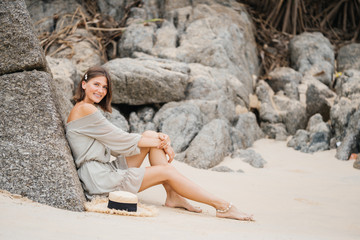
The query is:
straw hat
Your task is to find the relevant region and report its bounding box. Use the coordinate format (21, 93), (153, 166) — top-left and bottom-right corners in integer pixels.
(84, 191), (158, 217)
(108, 191), (138, 212)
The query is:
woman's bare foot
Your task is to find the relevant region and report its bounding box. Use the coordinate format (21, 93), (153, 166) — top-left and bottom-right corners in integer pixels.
(165, 192), (202, 213)
(216, 204), (254, 221)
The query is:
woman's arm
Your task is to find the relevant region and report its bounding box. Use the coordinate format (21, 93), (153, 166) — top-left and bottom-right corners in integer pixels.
(137, 130), (175, 162)
(137, 130), (170, 149)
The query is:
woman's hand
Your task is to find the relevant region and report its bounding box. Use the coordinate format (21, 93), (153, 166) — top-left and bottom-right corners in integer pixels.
(157, 133), (171, 149)
(164, 144), (175, 163)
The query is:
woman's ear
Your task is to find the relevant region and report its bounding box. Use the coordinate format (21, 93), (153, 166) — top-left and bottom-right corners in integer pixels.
(81, 81), (86, 90)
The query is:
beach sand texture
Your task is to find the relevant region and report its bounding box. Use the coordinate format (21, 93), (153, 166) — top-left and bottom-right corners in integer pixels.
(1, 139), (359, 240)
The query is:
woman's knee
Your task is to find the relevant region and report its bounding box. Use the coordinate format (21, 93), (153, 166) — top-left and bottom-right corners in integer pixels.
(142, 130), (158, 138)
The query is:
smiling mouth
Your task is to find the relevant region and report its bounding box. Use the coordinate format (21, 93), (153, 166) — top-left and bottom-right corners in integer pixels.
(94, 93), (102, 98)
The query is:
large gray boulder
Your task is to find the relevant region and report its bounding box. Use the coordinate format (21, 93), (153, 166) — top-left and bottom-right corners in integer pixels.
(289, 32), (334, 87)
(153, 102), (204, 153)
(183, 119), (232, 169)
(0, 0), (47, 75)
(186, 63), (250, 107)
(160, 3), (258, 94)
(337, 43), (360, 72)
(0, 0), (85, 211)
(0, 71), (85, 211)
(103, 57), (190, 105)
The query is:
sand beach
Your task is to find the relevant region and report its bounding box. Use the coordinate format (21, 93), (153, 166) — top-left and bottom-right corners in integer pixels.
(1, 139), (359, 240)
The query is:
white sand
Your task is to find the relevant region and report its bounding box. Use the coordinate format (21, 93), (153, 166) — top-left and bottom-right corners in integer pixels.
(1, 139), (359, 240)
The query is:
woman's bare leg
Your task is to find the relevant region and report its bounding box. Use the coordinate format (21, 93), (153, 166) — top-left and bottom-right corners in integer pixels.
(148, 147), (202, 213)
(139, 165), (254, 221)
(125, 141), (201, 212)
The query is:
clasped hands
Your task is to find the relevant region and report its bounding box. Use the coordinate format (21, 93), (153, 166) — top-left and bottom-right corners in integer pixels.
(158, 133), (175, 163)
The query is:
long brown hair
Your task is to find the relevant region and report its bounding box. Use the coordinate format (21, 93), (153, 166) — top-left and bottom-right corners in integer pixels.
(74, 66), (113, 113)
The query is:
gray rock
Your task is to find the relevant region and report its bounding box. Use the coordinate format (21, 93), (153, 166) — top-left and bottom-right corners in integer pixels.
(211, 166), (234, 173)
(287, 114), (330, 153)
(46, 56), (77, 123)
(231, 112), (264, 150)
(186, 63), (250, 107)
(306, 84), (333, 122)
(287, 129), (310, 152)
(306, 114), (331, 153)
(100, 108), (129, 132)
(289, 32), (334, 86)
(354, 154), (360, 170)
(25, 0), (80, 34)
(255, 80), (282, 123)
(330, 97), (359, 143)
(331, 70), (360, 154)
(155, 3), (259, 94)
(129, 107), (157, 133)
(153, 102), (204, 153)
(184, 119), (232, 169)
(96, 0), (128, 23)
(186, 99), (237, 124)
(336, 108), (360, 160)
(231, 149), (266, 168)
(337, 43), (360, 72)
(0, 0), (47, 75)
(267, 67), (301, 100)
(261, 122), (288, 141)
(153, 20), (178, 50)
(273, 95), (307, 135)
(103, 57), (189, 105)
(334, 69), (360, 100)
(0, 70), (85, 211)
(46, 56), (77, 100)
(49, 29), (103, 80)
(118, 22), (156, 58)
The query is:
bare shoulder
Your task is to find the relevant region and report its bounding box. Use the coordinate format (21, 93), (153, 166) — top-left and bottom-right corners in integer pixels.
(67, 102), (98, 123)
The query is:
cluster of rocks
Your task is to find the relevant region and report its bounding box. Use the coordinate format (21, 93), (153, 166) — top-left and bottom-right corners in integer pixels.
(26, 0), (360, 170)
(35, 0), (266, 170)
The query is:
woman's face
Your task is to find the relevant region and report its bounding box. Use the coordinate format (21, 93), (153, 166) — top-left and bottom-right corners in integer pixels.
(82, 76), (108, 104)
